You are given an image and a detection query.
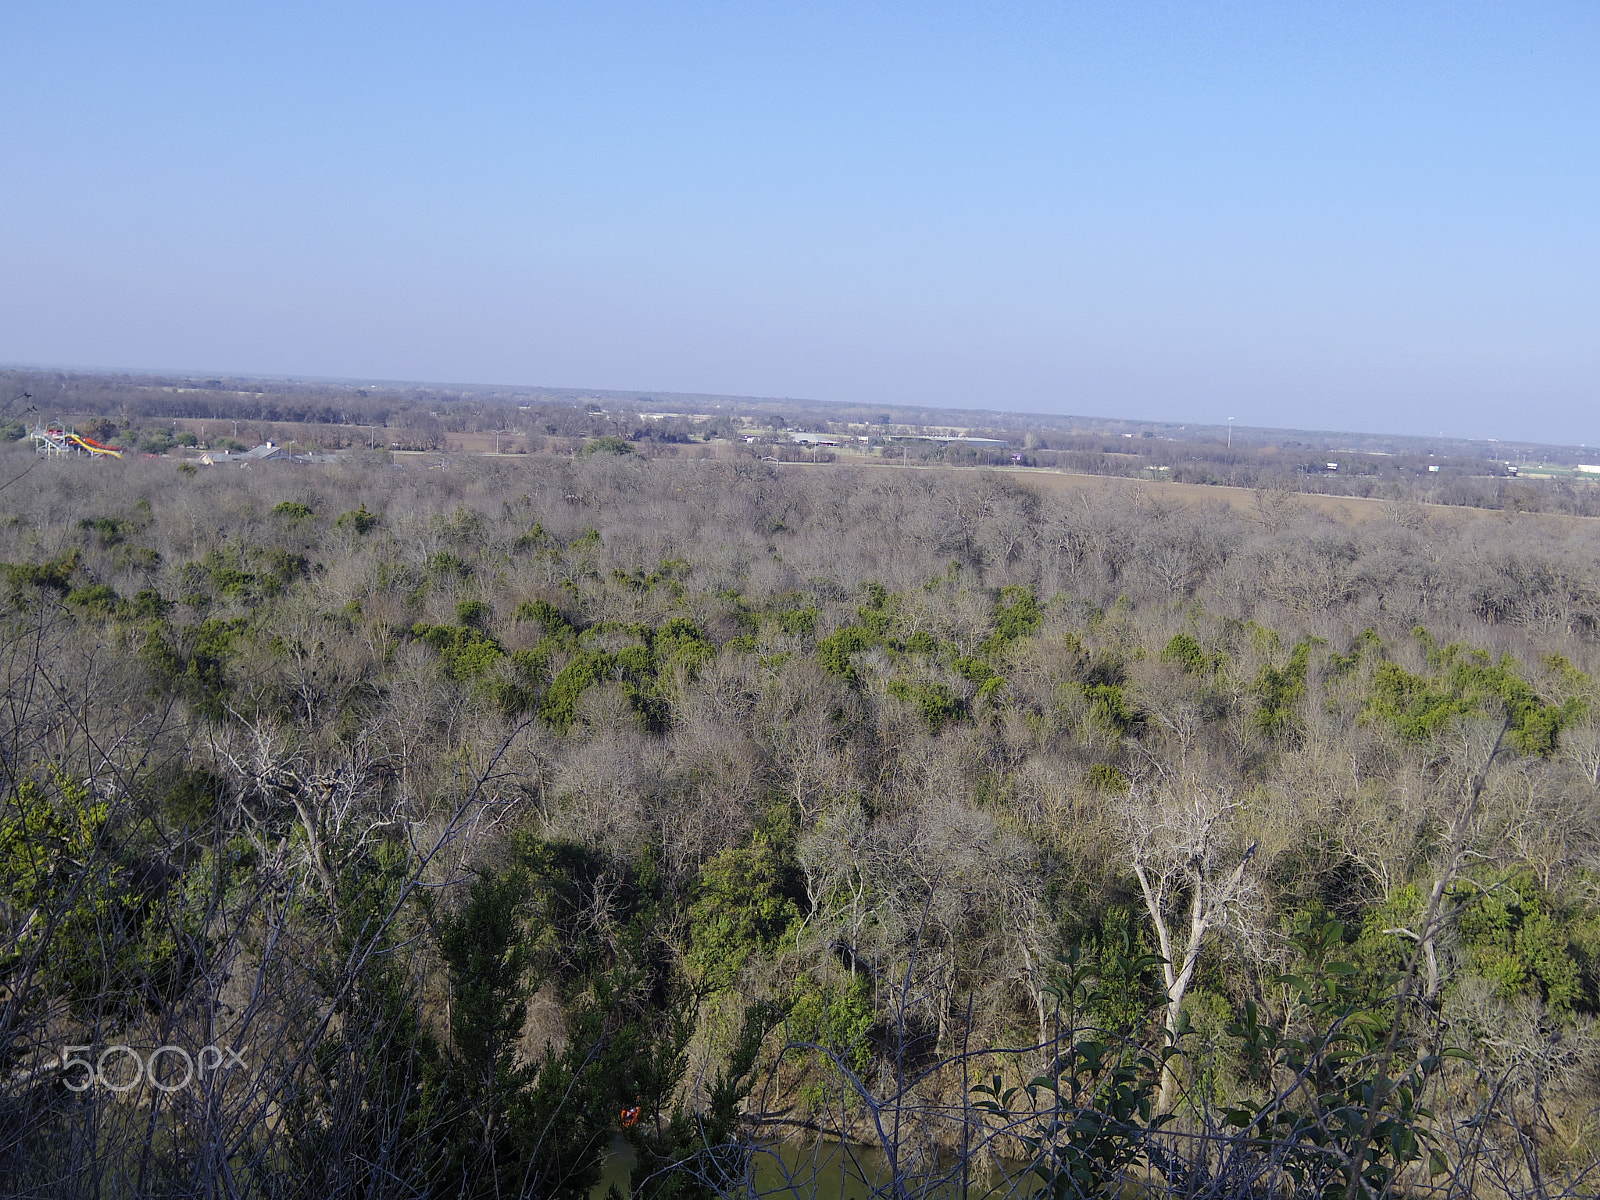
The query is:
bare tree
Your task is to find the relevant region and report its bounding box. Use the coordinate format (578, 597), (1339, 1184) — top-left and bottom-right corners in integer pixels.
(1121, 780), (1259, 1113)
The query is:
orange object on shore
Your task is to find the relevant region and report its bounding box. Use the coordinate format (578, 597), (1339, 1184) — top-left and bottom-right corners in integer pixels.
(620, 1106), (642, 1128)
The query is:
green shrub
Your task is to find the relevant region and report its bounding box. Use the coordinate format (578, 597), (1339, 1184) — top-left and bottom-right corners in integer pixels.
(817, 626), (873, 680)
(1453, 868), (1585, 1011)
(788, 973), (874, 1073)
(653, 617), (715, 676)
(427, 551), (470, 578)
(138, 430), (175, 454)
(1253, 640), (1312, 738)
(334, 503), (379, 534)
(65, 584), (119, 614)
(514, 598), (569, 635)
(887, 679), (965, 733)
(770, 605), (819, 636)
(1161, 632), (1210, 673)
(119, 589), (170, 620)
(3, 553), (78, 597)
(115, 545), (161, 571)
(0, 771), (147, 1013)
(540, 650), (611, 731)
(686, 837), (800, 989)
(989, 584), (1042, 646)
(578, 435), (634, 457)
(78, 516), (127, 546)
(411, 622), (504, 681)
(512, 523), (552, 552)
(1084, 682), (1140, 734)
(1363, 631), (1574, 754)
(1087, 763), (1129, 793)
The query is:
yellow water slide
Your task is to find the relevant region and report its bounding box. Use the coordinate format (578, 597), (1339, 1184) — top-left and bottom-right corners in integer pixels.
(68, 434), (123, 458)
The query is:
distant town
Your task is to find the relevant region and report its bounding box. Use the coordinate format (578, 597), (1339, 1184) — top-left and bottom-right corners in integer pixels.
(5, 366), (1598, 516)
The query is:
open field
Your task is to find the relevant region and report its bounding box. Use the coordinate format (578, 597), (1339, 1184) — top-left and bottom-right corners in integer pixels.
(808, 458), (1401, 521)
(382, 445), (1600, 533)
(762, 455), (1600, 530)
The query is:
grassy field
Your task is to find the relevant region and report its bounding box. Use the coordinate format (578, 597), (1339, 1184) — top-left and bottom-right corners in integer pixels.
(782, 456), (1600, 529)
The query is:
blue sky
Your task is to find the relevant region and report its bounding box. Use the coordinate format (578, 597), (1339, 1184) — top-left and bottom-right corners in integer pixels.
(2, 2), (1595, 443)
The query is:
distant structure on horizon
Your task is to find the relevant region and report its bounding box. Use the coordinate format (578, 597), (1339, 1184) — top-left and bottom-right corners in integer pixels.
(199, 440), (339, 466)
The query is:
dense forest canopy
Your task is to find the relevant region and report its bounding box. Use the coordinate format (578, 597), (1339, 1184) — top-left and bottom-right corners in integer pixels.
(3, 446), (1600, 1198)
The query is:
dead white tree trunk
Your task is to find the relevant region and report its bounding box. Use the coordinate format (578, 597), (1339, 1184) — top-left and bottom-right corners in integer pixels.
(1123, 782), (1259, 1113)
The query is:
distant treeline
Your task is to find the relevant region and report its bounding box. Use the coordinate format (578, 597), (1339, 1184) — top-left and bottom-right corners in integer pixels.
(5, 368), (1597, 517)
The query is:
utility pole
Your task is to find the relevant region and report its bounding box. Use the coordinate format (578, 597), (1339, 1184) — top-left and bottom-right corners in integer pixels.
(1227, 417), (1234, 449)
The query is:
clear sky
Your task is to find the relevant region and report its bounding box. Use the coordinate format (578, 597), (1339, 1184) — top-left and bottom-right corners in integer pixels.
(2, 2), (1595, 443)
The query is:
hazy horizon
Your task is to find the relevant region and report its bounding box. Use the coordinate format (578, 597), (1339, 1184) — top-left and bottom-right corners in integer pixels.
(4, 3), (1596, 445)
